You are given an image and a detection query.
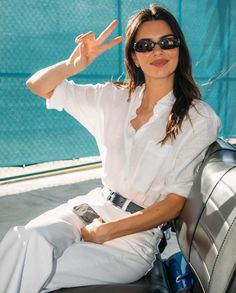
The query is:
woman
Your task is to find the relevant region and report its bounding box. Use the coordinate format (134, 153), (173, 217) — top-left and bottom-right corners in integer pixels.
(0, 4), (220, 292)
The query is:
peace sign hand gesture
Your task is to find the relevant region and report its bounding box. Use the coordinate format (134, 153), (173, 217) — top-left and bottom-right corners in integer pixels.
(68, 20), (123, 74)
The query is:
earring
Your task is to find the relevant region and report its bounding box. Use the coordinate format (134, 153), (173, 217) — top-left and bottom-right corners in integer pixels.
(135, 63), (140, 68)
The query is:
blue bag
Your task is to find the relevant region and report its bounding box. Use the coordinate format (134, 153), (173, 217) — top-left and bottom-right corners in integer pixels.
(164, 251), (195, 292)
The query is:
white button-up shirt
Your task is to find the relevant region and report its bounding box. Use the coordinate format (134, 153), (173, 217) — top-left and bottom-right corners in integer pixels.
(47, 80), (220, 208)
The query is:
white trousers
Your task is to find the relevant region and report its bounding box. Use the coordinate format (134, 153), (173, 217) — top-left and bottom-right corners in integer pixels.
(0, 188), (161, 293)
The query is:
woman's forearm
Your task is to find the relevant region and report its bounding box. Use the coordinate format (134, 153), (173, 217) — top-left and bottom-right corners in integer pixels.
(26, 21), (123, 100)
(101, 193), (186, 242)
(26, 59), (76, 99)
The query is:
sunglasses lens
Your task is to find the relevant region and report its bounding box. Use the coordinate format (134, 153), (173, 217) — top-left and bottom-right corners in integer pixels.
(160, 38), (180, 49)
(134, 37), (180, 52)
(134, 40), (153, 52)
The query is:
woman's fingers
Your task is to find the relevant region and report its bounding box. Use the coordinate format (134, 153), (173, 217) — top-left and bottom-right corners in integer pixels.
(98, 36), (123, 54)
(75, 31), (95, 43)
(70, 20), (123, 72)
(74, 20), (122, 51)
(69, 41), (85, 64)
(75, 19), (118, 45)
(74, 34), (83, 43)
(96, 19), (119, 45)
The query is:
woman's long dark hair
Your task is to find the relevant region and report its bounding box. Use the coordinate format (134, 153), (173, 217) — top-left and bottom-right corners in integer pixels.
(120, 4), (201, 144)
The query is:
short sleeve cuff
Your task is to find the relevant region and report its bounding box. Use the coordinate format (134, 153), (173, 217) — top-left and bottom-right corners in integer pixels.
(46, 80), (68, 111)
(163, 182), (193, 198)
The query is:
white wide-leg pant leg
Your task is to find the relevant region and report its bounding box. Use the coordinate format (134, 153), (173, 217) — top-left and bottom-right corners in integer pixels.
(0, 197), (155, 293)
(44, 238), (150, 292)
(0, 203), (83, 293)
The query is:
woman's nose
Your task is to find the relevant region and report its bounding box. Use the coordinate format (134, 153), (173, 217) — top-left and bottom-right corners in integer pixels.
(152, 44), (163, 55)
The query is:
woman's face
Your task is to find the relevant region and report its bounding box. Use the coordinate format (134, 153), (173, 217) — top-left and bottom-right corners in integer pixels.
(132, 20), (179, 84)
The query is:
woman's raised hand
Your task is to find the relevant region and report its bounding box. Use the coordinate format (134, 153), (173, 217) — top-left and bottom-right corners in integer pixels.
(26, 20), (122, 98)
(68, 20), (123, 74)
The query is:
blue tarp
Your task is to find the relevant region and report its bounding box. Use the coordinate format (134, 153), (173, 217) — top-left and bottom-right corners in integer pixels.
(0, 0), (235, 166)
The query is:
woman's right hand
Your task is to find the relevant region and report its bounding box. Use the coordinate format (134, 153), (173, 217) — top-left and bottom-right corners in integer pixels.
(68, 20), (123, 74)
(26, 20), (123, 99)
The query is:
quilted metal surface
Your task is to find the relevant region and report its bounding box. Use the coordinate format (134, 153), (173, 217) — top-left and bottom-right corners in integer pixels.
(177, 139), (236, 293)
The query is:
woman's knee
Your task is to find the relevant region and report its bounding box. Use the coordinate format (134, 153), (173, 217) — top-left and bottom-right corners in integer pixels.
(27, 220), (81, 257)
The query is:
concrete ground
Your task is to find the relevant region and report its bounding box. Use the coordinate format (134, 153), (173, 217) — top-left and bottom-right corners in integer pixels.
(0, 169), (179, 258)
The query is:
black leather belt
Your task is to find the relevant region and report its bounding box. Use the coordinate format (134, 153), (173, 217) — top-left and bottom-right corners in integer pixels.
(107, 191), (143, 213)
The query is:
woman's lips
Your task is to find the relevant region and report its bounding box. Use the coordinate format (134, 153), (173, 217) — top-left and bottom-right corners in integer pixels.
(150, 59), (168, 67)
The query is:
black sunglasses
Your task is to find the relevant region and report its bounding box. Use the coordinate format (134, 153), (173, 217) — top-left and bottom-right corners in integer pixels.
(133, 37), (180, 52)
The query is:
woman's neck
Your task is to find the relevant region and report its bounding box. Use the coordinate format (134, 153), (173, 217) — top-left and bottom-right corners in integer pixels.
(142, 77), (174, 110)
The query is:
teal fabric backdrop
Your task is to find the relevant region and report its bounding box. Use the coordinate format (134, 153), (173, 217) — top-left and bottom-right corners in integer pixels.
(0, 0), (235, 166)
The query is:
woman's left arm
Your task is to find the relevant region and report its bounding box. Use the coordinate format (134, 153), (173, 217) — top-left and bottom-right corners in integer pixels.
(81, 193), (186, 244)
